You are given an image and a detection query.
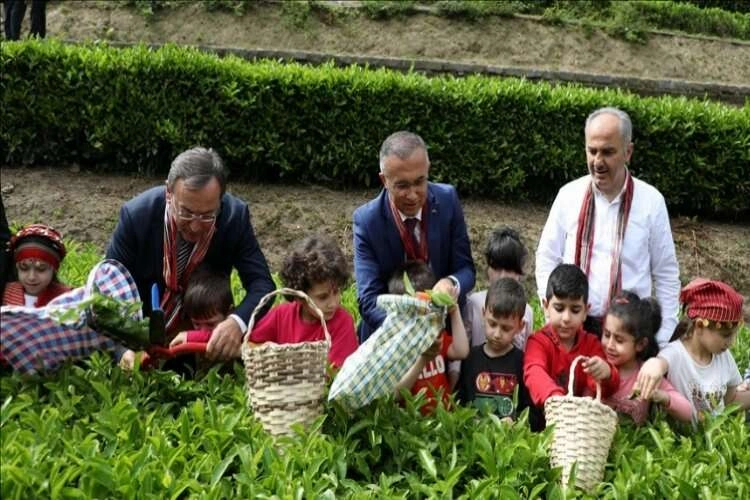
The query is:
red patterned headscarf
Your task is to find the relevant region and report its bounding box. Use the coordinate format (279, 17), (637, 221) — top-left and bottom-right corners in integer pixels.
(9, 224), (67, 270)
(680, 278), (744, 324)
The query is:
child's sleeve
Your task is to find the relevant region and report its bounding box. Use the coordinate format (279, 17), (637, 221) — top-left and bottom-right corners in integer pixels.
(328, 309), (359, 368)
(523, 334), (565, 406)
(657, 377), (692, 422)
(248, 306), (280, 343)
(185, 330), (212, 344)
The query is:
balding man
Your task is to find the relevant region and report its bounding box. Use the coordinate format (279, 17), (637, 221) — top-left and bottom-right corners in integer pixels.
(353, 131), (475, 342)
(535, 107), (680, 347)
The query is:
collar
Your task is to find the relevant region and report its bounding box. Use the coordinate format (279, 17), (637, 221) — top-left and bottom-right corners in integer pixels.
(591, 168), (630, 203)
(397, 208), (423, 222)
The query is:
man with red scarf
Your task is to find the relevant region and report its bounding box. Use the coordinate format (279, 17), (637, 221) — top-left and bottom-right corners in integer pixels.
(535, 107), (680, 347)
(106, 147), (275, 361)
(353, 131), (475, 342)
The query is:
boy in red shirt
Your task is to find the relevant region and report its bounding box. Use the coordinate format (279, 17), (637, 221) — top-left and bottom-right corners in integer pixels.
(524, 264), (619, 430)
(391, 261), (469, 413)
(248, 235), (358, 369)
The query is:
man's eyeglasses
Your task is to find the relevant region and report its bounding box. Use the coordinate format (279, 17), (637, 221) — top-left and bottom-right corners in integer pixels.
(171, 199), (218, 224)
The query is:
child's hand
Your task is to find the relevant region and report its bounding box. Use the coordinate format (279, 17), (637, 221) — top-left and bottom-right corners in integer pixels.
(633, 357), (668, 400)
(119, 349), (137, 370)
(650, 389), (671, 406)
(582, 356), (610, 381)
(422, 338), (441, 360)
(169, 331), (187, 347)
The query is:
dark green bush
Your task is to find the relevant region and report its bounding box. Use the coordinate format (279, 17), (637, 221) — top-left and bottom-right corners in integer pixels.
(1, 40), (748, 217)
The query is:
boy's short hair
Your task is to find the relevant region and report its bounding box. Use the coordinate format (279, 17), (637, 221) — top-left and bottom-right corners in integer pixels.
(485, 277), (527, 319)
(281, 234), (349, 292)
(183, 268), (233, 319)
(388, 260), (436, 294)
(485, 226), (527, 275)
(545, 264), (589, 303)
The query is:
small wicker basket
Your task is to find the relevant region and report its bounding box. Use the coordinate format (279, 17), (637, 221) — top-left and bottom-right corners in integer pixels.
(544, 355), (618, 492)
(241, 288), (330, 436)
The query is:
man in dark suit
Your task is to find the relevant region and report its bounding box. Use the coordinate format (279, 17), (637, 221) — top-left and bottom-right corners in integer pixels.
(106, 147), (275, 362)
(353, 131), (475, 342)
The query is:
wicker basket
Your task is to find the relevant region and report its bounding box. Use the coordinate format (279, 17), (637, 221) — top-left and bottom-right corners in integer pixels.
(241, 288), (330, 436)
(544, 355), (618, 492)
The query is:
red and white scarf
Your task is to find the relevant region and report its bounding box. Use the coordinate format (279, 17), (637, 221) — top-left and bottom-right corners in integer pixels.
(574, 172), (634, 311)
(160, 194), (215, 332)
(388, 198), (429, 263)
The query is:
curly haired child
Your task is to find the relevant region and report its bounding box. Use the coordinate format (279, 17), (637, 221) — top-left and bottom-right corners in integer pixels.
(635, 279), (750, 421)
(247, 234), (358, 368)
(2, 224), (71, 307)
(601, 291), (691, 425)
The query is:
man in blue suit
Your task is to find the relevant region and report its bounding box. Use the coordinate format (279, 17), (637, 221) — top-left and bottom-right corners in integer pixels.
(353, 131), (475, 342)
(106, 147), (275, 362)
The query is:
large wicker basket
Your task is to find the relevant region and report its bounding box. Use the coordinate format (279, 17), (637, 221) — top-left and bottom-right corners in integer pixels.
(241, 288), (330, 436)
(544, 355), (618, 492)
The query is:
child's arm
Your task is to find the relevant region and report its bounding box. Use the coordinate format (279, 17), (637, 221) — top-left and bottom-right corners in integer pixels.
(523, 334), (565, 406)
(446, 306), (469, 361)
(652, 378), (692, 422)
(393, 339), (440, 399)
(727, 386), (750, 410)
(634, 357), (669, 400)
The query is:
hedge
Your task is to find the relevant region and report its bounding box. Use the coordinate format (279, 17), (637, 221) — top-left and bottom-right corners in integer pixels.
(1, 40), (748, 217)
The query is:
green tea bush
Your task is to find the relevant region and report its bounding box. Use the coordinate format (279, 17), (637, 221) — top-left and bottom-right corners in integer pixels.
(2, 243), (749, 498)
(1, 40), (748, 217)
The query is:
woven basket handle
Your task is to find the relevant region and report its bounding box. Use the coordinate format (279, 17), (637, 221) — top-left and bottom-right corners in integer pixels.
(241, 288), (330, 344)
(568, 355), (602, 402)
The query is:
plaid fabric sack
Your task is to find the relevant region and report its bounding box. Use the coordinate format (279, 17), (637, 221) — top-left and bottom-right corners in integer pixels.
(328, 294), (446, 410)
(0, 259), (140, 375)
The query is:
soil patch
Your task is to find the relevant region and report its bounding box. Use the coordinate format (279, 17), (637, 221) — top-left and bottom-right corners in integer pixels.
(2, 167), (748, 320)
(43, 0), (750, 85)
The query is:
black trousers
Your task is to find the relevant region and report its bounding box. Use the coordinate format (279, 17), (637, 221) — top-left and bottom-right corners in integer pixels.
(3, 0), (45, 40)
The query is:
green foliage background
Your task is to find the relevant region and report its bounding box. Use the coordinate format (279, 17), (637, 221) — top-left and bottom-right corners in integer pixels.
(1, 243), (749, 498)
(1, 40), (749, 218)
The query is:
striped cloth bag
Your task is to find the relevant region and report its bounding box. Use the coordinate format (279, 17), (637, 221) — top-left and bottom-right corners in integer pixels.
(328, 294), (446, 410)
(0, 259), (139, 375)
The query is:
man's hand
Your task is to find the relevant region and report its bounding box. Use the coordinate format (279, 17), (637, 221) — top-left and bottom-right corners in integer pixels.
(169, 331), (187, 348)
(582, 356), (611, 381)
(206, 318), (243, 361)
(433, 278), (459, 301)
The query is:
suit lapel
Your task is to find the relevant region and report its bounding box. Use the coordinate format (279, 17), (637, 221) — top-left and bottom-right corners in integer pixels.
(426, 185), (442, 265)
(379, 189), (405, 264)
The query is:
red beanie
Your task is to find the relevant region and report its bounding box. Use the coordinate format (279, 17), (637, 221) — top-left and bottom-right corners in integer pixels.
(680, 278), (744, 324)
(9, 224), (67, 271)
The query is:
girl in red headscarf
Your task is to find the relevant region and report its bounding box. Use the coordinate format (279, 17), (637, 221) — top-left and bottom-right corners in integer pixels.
(2, 224), (71, 307)
(633, 279), (749, 422)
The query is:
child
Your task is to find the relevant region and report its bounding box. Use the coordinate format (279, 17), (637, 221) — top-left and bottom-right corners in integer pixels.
(635, 279), (750, 421)
(248, 235), (358, 368)
(450, 227), (534, 387)
(457, 277), (530, 422)
(523, 264), (619, 430)
(391, 261), (470, 413)
(119, 269), (234, 370)
(2, 224), (71, 307)
(600, 291), (692, 425)
(169, 269), (234, 345)
(465, 227), (534, 350)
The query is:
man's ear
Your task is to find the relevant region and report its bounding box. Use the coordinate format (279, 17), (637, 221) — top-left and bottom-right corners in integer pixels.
(378, 171), (387, 187)
(625, 142), (634, 163)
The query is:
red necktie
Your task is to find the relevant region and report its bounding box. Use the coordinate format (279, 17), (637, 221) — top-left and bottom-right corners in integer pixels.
(404, 217), (420, 253)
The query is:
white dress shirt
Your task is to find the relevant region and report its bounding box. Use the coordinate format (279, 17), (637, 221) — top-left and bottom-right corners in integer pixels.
(535, 174), (680, 347)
